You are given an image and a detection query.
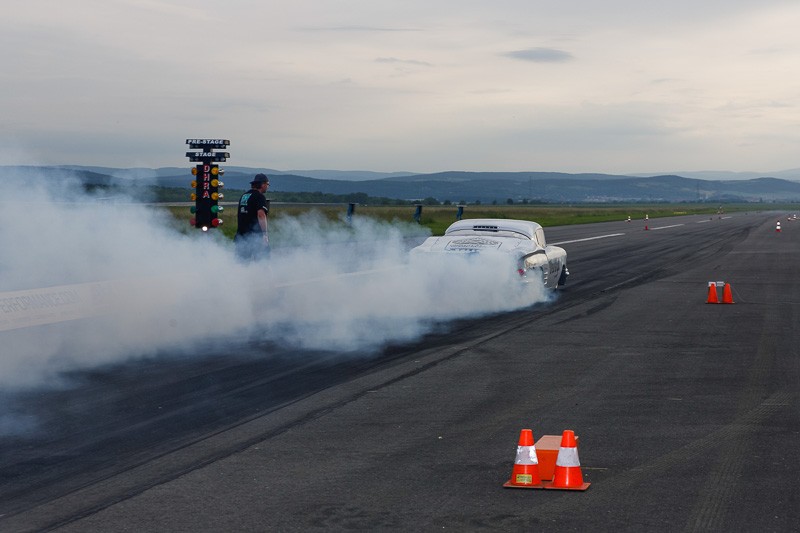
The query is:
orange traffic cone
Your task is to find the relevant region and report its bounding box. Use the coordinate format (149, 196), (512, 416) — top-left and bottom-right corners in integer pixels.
(543, 430), (590, 491)
(706, 283), (719, 304)
(503, 429), (544, 489)
(722, 283), (734, 304)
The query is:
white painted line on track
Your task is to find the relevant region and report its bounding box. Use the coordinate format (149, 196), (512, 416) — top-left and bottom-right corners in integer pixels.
(648, 224), (684, 231)
(552, 233), (625, 246)
(697, 219), (711, 223)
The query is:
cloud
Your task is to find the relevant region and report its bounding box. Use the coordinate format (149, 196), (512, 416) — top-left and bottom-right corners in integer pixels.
(298, 25), (421, 33)
(5, 0), (800, 173)
(504, 47), (574, 63)
(375, 57), (433, 67)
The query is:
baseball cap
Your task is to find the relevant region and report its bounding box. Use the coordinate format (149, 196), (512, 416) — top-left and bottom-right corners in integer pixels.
(250, 173), (269, 186)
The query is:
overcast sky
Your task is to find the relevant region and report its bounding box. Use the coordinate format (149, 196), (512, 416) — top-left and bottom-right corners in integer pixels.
(3, 0), (800, 174)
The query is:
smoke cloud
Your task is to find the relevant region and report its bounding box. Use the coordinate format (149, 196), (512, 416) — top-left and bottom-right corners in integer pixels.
(0, 170), (552, 396)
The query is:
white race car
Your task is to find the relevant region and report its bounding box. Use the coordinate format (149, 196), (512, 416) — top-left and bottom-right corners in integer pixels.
(410, 218), (568, 289)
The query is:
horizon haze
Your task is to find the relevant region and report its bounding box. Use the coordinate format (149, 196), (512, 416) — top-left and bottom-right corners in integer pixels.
(21, 164), (800, 183)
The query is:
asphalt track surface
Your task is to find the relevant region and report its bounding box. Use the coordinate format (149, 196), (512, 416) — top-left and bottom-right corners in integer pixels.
(2, 211), (799, 532)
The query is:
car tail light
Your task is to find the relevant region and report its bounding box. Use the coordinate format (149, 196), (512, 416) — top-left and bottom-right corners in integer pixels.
(518, 268), (526, 277)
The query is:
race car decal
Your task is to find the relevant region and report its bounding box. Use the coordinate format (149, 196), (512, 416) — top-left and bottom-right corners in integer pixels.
(446, 237), (502, 251)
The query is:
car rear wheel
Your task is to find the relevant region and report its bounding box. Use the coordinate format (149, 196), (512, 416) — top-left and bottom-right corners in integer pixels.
(557, 265), (569, 286)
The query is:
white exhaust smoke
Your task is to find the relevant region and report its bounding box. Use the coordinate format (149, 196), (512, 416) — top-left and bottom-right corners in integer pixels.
(0, 170), (551, 392)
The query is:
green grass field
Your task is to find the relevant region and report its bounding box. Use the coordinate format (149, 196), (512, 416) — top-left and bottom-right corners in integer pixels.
(164, 202), (789, 241)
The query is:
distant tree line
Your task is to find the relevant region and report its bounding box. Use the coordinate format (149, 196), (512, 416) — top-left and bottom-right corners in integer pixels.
(160, 187), (549, 206)
(131, 186), (466, 206)
(86, 184), (774, 206)
(154, 187), (421, 206)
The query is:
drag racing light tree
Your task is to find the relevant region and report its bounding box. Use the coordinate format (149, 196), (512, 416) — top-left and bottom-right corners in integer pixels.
(186, 139), (229, 231)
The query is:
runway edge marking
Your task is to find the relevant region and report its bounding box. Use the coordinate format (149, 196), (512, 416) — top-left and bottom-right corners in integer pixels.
(552, 233), (625, 246)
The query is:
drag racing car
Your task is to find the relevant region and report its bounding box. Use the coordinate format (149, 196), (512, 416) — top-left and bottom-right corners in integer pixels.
(410, 218), (568, 289)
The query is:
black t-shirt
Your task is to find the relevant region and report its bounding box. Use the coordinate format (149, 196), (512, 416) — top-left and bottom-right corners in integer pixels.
(236, 189), (269, 236)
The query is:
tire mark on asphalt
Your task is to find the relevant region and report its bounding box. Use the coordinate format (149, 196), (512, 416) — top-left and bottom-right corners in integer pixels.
(0, 309), (572, 532)
(682, 301), (783, 532)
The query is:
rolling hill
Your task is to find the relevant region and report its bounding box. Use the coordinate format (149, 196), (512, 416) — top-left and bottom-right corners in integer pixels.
(5, 166), (800, 203)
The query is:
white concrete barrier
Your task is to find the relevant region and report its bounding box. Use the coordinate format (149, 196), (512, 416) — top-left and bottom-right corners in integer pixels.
(0, 281), (119, 332)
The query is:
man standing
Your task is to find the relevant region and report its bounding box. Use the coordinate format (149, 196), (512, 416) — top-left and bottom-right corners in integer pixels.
(235, 173), (270, 261)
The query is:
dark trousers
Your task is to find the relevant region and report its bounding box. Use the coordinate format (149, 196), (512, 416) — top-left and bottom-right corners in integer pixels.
(234, 233), (270, 261)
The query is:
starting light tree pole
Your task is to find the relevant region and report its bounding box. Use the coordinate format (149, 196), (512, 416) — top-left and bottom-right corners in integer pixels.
(186, 139), (230, 231)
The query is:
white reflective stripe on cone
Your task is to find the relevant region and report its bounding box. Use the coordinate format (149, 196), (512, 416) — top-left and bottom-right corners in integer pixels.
(555, 447), (580, 467)
(515, 445), (538, 465)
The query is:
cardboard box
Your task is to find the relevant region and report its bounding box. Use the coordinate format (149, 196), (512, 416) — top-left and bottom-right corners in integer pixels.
(536, 434), (579, 481)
